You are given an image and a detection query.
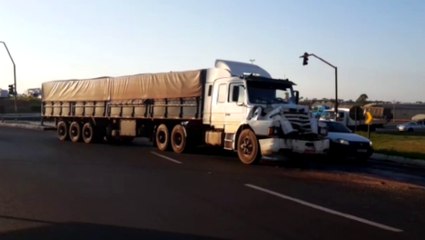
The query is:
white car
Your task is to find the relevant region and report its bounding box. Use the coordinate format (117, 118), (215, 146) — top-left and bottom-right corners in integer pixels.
(321, 121), (373, 161)
(397, 120), (425, 132)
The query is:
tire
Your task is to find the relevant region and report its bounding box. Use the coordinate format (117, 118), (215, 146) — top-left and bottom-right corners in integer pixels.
(69, 121), (81, 143)
(57, 121), (68, 141)
(171, 124), (187, 154)
(82, 122), (95, 144)
(237, 129), (261, 165)
(155, 124), (169, 151)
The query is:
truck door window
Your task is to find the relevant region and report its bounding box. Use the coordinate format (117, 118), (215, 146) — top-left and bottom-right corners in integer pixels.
(229, 84), (245, 103)
(217, 84), (227, 103)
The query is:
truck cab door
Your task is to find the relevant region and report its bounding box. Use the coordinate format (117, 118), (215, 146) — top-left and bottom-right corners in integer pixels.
(210, 80), (247, 133)
(225, 82), (247, 133)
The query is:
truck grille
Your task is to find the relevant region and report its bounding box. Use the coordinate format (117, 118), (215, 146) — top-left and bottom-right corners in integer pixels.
(284, 110), (312, 133)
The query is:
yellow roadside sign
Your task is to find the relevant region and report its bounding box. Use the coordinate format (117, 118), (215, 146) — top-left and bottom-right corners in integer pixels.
(365, 111), (373, 125)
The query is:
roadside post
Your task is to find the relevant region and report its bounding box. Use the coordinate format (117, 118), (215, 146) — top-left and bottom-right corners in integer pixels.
(0, 41), (18, 113)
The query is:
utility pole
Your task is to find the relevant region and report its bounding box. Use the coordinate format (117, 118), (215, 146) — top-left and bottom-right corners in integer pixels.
(0, 41), (18, 113)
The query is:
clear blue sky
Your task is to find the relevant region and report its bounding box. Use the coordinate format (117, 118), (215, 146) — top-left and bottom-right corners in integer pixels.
(0, 0), (424, 102)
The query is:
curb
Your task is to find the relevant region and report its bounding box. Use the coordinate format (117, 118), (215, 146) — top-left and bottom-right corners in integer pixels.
(0, 121), (56, 131)
(371, 153), (425, 169)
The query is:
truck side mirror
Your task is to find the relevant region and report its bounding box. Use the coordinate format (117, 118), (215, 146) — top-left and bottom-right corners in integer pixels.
(294, 90), (299, 104)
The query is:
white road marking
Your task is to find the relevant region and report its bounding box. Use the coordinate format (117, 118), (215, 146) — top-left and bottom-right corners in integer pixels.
(245, 183), (403, 233)
(150, 151), (183, 165)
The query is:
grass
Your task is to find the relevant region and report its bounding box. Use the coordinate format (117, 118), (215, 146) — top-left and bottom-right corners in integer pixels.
(357, 131), (425, 160)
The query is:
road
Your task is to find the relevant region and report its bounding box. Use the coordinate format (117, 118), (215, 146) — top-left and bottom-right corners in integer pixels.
(0, 127), (424, 240)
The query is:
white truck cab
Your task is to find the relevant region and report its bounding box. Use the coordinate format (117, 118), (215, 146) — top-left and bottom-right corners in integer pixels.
(203, 60), (329, 164)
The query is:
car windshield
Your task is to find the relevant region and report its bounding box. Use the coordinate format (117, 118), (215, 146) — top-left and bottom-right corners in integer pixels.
(324, 121), (352, 133)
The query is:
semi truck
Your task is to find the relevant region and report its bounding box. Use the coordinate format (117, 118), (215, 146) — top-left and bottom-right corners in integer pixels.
(42, 59), (329, 164)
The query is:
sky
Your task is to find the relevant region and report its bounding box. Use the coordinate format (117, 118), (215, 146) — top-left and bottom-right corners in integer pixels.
(0, 0), (424, 102)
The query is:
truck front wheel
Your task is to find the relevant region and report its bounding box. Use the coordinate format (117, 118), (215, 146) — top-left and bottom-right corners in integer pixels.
(155, 124), (169, 151)
(171, 124), (187, 154)
(237, 129), (261, 165)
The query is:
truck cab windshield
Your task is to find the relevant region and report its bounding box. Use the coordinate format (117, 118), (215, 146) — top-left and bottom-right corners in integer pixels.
(246, 80), (294, 104)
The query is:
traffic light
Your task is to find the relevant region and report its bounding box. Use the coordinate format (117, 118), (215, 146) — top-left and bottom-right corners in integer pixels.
(8, 84), (15, 95)
(302, 52), (309, 65)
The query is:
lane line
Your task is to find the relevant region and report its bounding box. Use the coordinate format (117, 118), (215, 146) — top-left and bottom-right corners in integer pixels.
(245, 183), (403, 233)
(150, 151), (183, 165)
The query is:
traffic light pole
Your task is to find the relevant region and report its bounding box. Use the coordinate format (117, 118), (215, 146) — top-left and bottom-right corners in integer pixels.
(0, 41), (17, 113)
(300, 53), (338, 114)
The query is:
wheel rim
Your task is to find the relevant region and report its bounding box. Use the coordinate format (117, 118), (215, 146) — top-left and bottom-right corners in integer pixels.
(83, 128), (91, 138)
(82, 123), (94, 143)
(240, 136), (253, 156)
(173, 132), (183, 147)
(70, 127), (78, 137)
(156, 124), (169, 151)
(158, 131), (166, 144)
(58, 126), (66, 136)
(57, 122), (68, 141)
(237, 129), (260, 165)
(69, 122), (80, 142)
(171, 125), (187, 153)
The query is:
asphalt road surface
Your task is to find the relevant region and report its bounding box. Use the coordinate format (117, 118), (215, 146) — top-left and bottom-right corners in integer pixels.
(0, 127), (424, 240)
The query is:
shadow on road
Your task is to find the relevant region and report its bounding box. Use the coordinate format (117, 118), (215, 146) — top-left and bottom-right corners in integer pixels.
(0, 215), (224, 240)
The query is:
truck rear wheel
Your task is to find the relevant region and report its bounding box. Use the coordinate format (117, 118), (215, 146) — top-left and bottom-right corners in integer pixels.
(171, 124), (187, 153)
(69, 121), (81, 143)
(155, 124), (169, 151)
(57, 121), (68, 141)
(82, 122), (95, 144)
(237, 129), (261, 165)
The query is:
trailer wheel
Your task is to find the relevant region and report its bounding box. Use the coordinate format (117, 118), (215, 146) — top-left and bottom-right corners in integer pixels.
(69, 121), (81, 143)
(155, 124), (169, 151)
(171, 124), (187, 154)
(237, 129), (261, 165)
(82, 122), (95, 144)
(57, 121), (68, 141)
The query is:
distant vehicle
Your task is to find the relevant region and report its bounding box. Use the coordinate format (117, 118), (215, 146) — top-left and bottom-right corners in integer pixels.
(320, 105), (392, 131)
(321, 120), (373, 161)
(0, 89), (9, 98)
(397, 120), (425, 132)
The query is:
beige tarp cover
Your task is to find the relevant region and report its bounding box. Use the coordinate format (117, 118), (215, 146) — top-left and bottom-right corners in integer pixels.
(42, 70), (204, 102)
